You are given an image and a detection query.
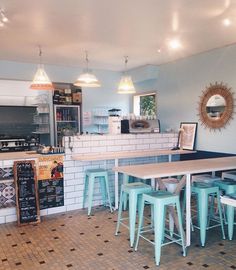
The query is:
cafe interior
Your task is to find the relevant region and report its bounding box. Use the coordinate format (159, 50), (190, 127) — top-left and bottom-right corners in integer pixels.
(0, 1), (236, 269)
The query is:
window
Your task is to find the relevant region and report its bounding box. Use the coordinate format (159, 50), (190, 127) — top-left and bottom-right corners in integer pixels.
(133, 92), (157, 116)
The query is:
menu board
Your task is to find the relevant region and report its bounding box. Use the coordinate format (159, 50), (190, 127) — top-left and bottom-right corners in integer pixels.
(38, 155), (64, 209)
(14, 160), (40, 226)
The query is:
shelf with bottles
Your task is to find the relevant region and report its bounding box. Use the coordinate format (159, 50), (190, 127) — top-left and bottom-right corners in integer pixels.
(53, 82), (82, 105)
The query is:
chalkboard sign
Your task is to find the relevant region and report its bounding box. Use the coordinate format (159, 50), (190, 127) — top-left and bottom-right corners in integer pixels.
(38, 178), (64, 209)
(14, 160), (40, 226)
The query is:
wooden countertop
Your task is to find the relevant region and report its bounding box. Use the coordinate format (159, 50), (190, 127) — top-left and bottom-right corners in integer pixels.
(72, 149), (195, 161)
(0, 151), (64, 161)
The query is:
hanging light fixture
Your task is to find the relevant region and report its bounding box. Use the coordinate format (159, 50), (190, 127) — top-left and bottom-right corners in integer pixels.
(30, 46), (54, 90)
(117, 56), (136, 94)
(74, 51), (101, 87)
(0, 8), (9, 27)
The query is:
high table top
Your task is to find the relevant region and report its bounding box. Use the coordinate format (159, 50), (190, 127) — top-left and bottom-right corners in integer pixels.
(72, 149), (195, 161)
(113, 156), (236, 179)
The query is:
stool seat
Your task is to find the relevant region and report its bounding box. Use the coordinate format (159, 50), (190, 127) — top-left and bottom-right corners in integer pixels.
(192, 174), (222, 184)
(213, 180), (236, 194)
(192, 184), (225, 246)
(115, 182), (152, 247)
(135, 190), (186, 266)
(83, 169), (113, 216)
(222, 170), (236, 181)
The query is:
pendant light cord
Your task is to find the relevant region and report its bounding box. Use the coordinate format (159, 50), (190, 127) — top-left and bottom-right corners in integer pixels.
(38, 45), (42, 66)
(85, 50), (89, 72)
(124, 56), (128, 74)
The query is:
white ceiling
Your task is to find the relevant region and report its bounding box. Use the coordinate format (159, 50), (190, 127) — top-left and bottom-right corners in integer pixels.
(0, 0), (236, 71)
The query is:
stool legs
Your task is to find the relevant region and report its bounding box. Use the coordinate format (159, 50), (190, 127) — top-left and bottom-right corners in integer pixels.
(104, 173), (113, 213)
(115, 189), (125, 236)
(129, 191), (138, 247)
(134, 196), (145, 251)
(216, 190), (226, 240)
(83, 174), (89, 209)
(197, 191), (208, 247)
(227, 205), (235, 240)
(153, 203), (165, 266)
(87, 175), (95, 216)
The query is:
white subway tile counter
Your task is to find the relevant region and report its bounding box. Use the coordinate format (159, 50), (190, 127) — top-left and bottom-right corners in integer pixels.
(65, 133), (194, 210)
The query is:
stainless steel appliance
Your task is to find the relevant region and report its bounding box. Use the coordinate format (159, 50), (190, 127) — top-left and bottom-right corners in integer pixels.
(0, 136), (39, 152)
(129, 119), (160, 133)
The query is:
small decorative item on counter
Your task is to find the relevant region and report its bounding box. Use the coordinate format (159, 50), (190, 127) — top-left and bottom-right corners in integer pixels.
(37, 145), (65, 154)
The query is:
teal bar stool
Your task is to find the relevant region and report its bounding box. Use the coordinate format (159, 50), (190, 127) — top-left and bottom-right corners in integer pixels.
(83, 169), (113, 216)
(191, 183), (225, 246)
(135, 190), (186, 266)
(221, 193), (236, 241)
(115, 181), (153, 247)
(213, 179), (236, 240)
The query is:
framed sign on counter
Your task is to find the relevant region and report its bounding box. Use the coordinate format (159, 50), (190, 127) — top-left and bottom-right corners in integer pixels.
(38, 155), (64, 210)
(178, 122), (198, 150)
(14, 160), (40, 226)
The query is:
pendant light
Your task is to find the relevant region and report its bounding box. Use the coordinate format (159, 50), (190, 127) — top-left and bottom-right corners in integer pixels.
(30, 46), (54, 90)
(117, 56), (136, 94)
(74, 51), (101, 87)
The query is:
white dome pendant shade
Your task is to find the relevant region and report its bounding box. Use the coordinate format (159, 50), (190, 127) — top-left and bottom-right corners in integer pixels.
(74, 51), (101, 88)
(117, 56), (136, 94)
(30, 46), (54, 90)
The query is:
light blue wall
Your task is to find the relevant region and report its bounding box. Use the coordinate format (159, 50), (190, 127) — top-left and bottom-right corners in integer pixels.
(1, 43), (236, 154)
(157, 45), (236, 154)
(0, 60), (130, 133)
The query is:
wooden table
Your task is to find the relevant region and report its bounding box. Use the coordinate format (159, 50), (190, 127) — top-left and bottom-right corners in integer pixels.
(113, 156), (236, 246)
(72, 149), (195, 209)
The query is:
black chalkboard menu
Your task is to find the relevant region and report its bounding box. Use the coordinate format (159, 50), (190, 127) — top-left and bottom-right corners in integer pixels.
(14, 160), (40, 226)
(38, 178), (64, 209)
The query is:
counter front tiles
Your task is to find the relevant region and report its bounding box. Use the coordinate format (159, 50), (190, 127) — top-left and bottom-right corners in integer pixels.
(0, 133), (178, 224)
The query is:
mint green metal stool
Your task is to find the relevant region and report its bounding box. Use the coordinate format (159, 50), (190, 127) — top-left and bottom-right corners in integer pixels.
(115, 181), (153, 247)
(192, 183), (225, 246)
(221, 193), (236, 241)
(135, 191), (186, 266)
(83, 169), (113, 216)
(213, 179), (236, 240)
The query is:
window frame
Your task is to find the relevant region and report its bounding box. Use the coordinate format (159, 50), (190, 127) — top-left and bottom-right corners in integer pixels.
(133, 91), (157, 116)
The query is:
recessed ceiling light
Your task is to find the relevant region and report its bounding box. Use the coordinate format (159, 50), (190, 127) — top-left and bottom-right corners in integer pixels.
(223, 18), (231, 26)
(157, 48), (161, 53)
(168, 39), (182, 50)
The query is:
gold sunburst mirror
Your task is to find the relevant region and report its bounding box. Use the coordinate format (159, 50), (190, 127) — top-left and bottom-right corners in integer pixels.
(198, 82), (235, 130)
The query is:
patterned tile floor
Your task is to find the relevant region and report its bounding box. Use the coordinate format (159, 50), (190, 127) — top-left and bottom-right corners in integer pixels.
(0, 206), (235, 270)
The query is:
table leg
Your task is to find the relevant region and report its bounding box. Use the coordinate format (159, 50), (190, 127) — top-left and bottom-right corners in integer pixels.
(151, 178), (156, 189)
(186, 173), (191, 246)
(114, 158), (119, 210)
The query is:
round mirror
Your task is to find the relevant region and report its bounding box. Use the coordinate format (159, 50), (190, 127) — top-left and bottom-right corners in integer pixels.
(206, 94), (226, 119)
(198, 82), (235, 130)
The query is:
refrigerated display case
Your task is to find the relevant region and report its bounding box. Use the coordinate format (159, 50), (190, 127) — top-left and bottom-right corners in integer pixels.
(54, 105), (81, 146)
